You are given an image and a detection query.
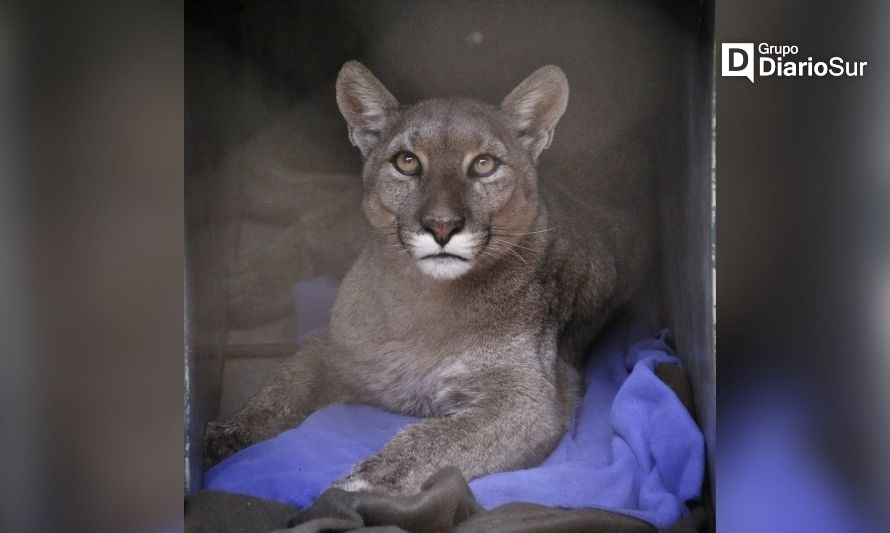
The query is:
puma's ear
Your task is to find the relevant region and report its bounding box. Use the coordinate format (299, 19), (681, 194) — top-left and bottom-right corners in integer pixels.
(500, 65), (569, 162)
(336, 61), (399, 157)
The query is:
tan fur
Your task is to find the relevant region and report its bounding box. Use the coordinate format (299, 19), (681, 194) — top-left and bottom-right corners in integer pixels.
(205, 62), (650, 495)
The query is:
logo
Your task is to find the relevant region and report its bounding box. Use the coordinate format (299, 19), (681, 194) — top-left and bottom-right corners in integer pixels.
(721, 43), (867, 83)
(722, 43), (755, 82)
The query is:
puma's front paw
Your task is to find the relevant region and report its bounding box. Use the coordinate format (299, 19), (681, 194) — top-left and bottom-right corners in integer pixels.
(331, 475), (373, 493)
(333, 455), (422, 496)
(203, 420), (250, 468)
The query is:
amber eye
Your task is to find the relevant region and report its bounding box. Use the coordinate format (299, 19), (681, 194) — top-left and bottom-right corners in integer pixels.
(469, 154), (500, 178)
(392, 151), (421, 176)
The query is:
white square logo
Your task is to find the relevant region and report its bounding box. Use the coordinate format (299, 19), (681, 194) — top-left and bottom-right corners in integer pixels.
(722, 43), (754, 83)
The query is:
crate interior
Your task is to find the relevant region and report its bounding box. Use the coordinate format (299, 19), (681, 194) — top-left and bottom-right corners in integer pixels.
(185, 0), (715, 498)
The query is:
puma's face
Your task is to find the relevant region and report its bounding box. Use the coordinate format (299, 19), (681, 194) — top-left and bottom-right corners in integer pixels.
(336, 62), (568, 280)
(362, 100), (540, 280)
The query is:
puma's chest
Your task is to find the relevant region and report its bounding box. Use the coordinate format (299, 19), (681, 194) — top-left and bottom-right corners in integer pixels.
(328, 260), (551, 415)
(342, 341), (472, 417)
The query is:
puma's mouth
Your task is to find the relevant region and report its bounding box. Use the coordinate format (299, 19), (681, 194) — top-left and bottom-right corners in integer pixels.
(416, 254), (474, 279)
(420, 252), (468, 261)
(403, 231), (480, 280)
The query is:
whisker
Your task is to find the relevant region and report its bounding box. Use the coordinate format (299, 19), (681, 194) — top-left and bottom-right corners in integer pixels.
(487, 242), (528, 266)
(503, 247), (528, 265)
(489, 227), (559, 236)
(490, 238), (541, 255)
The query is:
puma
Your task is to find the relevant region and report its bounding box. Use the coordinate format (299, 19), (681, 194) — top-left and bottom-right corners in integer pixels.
(205, 61), (649, 495)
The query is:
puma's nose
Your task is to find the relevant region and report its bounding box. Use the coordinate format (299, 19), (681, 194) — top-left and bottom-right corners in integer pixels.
(422, 216), (465, 246)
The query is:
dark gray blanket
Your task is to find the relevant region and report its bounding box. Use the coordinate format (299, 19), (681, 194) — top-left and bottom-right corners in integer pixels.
(186, 466), (658, 532)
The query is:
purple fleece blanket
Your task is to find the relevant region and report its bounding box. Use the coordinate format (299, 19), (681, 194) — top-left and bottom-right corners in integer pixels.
(205, 281), (704, 529)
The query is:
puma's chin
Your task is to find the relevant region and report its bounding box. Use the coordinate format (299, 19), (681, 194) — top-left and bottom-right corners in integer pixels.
(404, 231), (481, 280)
(417, 255), (474, 280)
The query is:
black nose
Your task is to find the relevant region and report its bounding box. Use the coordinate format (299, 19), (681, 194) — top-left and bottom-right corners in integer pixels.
(422, 216), (465, 246)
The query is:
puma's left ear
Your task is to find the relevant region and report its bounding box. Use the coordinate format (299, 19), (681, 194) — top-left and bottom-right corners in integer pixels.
(500, 65), (569, 162)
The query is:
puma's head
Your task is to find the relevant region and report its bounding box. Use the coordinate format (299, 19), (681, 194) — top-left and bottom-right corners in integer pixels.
(336, 61), (568, 280)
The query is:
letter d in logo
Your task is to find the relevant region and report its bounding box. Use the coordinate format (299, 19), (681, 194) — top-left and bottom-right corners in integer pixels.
(722, 43), (754, 83)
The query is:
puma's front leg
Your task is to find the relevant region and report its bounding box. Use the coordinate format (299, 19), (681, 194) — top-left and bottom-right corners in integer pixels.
(204, 336), (346, 467)
(335, 371), (570, 495)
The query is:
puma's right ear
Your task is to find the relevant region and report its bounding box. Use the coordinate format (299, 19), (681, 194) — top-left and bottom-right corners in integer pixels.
(336, 61), (399, 157)
(501, 65), (569, 163)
